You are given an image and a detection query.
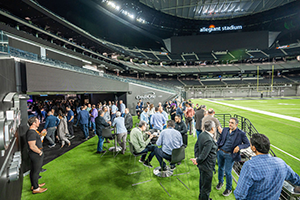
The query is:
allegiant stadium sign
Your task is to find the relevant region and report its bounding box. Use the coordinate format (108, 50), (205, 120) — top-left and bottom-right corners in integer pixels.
(200, 25), (243, 33)
(135, 92), (156, 100)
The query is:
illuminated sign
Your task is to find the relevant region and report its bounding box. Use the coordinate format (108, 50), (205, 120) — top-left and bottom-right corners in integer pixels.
(135, 92), (156, 100)
(276, 45), (290, 49)
(200, 25), (243, 33)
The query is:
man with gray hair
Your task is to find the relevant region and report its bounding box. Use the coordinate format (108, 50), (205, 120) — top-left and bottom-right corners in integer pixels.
(130, 121), (157, 168)
(112, 111), (127, 154)
(201, 108), (222, 141)
(191, 120), (218, 200)
(154, 120), (183, 171)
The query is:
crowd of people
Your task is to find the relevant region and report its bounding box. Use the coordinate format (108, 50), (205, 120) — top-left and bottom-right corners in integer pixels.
(26, 98), (300, 200)
(26, 98), (133, 193)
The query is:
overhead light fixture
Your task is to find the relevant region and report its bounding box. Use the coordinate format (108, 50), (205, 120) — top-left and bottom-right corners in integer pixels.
(107, 1), (121, 11)
(297, 55), (300, 61)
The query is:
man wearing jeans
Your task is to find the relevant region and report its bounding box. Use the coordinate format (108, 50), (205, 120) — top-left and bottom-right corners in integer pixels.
(112, 112), (127, 154)
(66, 106), (75, 139)
(119, 100), (126, 117)
(111, 101), (118, 123)
(90, 105), (98, 136)
(154, 120), (183, 171)
(43, 111), (59, 148)
(77, 105), (90, 140)
(130, 121), (157, 168)
(150, 107), (166, 131)
(216, 117), (250, 197)
(184, 103), (195, 135)
(95, 110), (111, 154)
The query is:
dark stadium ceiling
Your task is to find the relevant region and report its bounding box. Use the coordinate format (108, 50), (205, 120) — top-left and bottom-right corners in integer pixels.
(139, 0), (297, 20)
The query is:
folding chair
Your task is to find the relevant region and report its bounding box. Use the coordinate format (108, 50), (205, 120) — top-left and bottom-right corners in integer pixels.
(159, 146), (190, 197)
(101, 128), (114, 157)
(127, 141), (152, 186)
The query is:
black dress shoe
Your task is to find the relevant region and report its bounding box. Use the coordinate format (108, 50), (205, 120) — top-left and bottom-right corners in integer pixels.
(40, 168), (47, 173)
(38, 175), (42, 179)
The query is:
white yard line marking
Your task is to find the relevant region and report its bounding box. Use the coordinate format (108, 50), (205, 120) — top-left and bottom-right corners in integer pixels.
(206, 100), (300, 123)
(205, 99), (300, 162)
(270, 145), (300, 162)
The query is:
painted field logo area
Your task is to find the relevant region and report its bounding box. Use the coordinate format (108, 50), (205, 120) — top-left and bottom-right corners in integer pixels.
(278, 103), (296, 105)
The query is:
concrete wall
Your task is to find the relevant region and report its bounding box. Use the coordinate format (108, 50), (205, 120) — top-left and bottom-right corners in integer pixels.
(186, 85), (299, 99)
(127, 83), (178, 115)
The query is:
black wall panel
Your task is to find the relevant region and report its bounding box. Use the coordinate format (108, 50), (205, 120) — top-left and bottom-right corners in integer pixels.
(46, 49), (84, 67)
(171, 31), (269, 54)
(8, 38), (40, 55)
(25, 62), (129, 93)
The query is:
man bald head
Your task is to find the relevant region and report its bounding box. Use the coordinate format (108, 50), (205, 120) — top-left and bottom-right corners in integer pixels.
(207, 108), (215, 116)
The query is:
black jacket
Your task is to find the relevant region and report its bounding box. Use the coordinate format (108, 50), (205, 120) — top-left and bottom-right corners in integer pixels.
(194, 131), (217, 172)
(194, 109), (205, 131)
(124, 113), (133, 131)
(95, 116), (110, 136)
(175, 121), (187, 135)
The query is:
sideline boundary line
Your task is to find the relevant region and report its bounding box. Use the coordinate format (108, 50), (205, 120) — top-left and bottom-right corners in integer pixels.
(206, 100), (300, 123)
(205, 99), (300, 162)
(271, 145), (300, 162)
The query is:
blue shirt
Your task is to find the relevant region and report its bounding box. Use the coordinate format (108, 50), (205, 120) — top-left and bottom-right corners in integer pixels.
(67, 110), (74, 122)
(120, 103), (126, 114)
(77, 110), (89, 125)
(234, 154), (300, 200)
(111, 105), (118, 114)
(112, 117), (127, 134)
(176, 107), (183, 119)
(156, 128), (183, 155)
(41, 110), (47, 120)
(44, 115), (59, 129)
(76, 106), (81, 114)
(221, 129), (236, 152)
(103, 111), (110, 121)
(140, 111), (149, 124)
(161, 111), (168, 121)
(139, 102), (143, 110)
(150, 112), (166, 130)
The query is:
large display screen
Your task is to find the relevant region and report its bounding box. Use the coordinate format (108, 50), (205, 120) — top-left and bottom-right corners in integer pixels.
(170, 31), (270, 54)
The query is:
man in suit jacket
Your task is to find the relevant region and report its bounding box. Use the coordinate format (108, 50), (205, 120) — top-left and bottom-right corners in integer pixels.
(216, 117), (250, 197)
(191, 120), (218, 200)
(95, 110), (111, 154)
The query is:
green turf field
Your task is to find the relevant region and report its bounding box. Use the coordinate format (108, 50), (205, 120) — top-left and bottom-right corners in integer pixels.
(21, 98), (300, 200)
(21, 116), (236, 200)
(192, 98), (300, 175)
(215, 99), (300, 118)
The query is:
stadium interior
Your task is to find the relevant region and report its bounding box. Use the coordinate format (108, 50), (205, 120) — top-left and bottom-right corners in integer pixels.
(0, 0), (299, 199)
